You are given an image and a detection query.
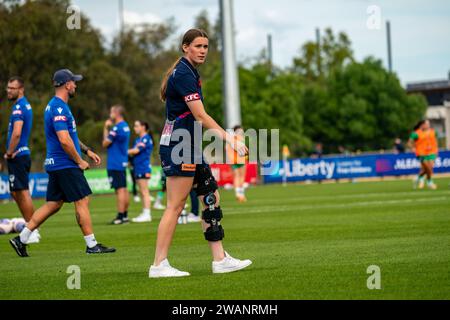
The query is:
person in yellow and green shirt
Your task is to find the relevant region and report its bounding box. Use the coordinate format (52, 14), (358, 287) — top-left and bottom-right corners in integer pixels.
(408, 120), (438, 190)
(226, 125), (247, 202)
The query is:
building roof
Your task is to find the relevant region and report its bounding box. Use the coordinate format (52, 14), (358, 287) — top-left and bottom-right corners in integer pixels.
(407, 79), (450, 93)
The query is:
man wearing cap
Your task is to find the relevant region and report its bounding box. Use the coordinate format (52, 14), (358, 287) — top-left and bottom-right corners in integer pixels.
(9, 69), (116, 257)
(4, 76), (40, 244)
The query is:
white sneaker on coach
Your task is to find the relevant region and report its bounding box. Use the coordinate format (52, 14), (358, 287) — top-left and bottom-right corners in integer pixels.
(212, 252), (252, 274)
(132, 213), (152, 223)
(149, 259), (190, 278)
(25, 229), (41, 244)
(187, 213), (201, 223)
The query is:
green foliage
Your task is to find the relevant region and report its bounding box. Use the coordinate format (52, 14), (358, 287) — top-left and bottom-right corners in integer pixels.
(0, 1), (428, 166)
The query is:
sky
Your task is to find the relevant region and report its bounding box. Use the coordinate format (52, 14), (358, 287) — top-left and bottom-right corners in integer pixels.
(71, 0), (450, 85)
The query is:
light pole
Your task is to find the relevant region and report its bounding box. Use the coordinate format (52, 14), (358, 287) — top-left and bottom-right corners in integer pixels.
(220, 0), (242, 129)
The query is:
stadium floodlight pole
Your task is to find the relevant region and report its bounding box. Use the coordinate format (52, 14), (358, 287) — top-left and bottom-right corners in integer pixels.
(220, 0), (242, 129)
(316, 28), (321, 75)
(445, 101), (450, 149)
(118, 0), (124, 37)
(386, 20), (393, 72)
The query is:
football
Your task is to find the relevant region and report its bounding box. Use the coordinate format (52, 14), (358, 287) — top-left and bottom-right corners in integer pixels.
(11, 218), (26, 233)
(0, 219), (13, 235)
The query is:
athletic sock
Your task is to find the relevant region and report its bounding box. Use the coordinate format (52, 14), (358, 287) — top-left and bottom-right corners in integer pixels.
(20, 227), (33, 244)
(84, 234), (98, 249)
(123, 211), (128, 218)
(143, 208), (151, 216)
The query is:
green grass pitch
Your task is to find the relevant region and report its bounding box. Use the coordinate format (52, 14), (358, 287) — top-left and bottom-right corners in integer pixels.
(0, 178), (449, 300)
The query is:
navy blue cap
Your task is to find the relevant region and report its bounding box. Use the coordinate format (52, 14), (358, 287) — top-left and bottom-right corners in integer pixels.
(53, 69), (83, 87)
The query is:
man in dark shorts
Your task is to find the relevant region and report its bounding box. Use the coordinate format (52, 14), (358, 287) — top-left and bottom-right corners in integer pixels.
(102, 105), (131, 225)
(9, 69), (115, 257)
(4, 76), (39, 243)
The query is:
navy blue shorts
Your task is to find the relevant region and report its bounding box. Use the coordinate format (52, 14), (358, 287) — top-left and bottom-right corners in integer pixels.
(47, 168), (92, 203)
(159, 149), (217, 196)
(107, 170), (127, 190)
(160, 147), (205, 178)
(7, 155), (31, 191)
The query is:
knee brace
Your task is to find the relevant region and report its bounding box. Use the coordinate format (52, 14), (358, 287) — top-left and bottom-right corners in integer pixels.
(202, 192), (224, 242)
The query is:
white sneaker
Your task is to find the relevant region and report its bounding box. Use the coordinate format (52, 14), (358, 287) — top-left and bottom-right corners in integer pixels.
(177, 210), (188, 225)
(418, 180), (425, 189)
(187, 213), (201, 223)
(427, 182), (437, 190)
(212, 252), (252, 274)
(154, 202), (166, 210)
(132, 213), (152, 223)
(133, 195), (141, 203)
(149, 259), (190, 278)
(26, 229), (41, 244)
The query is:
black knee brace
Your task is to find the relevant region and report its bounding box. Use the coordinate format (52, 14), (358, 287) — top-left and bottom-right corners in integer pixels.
(202, 192), (225, 242)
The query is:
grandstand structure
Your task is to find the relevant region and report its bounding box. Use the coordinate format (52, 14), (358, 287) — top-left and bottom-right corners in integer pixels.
(406, 73), (450, 148)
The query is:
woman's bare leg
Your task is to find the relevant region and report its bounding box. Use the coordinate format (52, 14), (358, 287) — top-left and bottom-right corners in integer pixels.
(137, 179), (151, 211)
(153, 176), (193, 266)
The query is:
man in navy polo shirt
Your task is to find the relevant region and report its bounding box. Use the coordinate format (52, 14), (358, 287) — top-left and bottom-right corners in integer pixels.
(4, 76), (40, 244)
(102, 105), (130, 225)
(9, 69), (116, 257)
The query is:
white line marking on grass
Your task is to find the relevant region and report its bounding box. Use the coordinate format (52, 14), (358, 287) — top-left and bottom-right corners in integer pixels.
(238, 190), (450, 205)
(224, 196), (449, 216)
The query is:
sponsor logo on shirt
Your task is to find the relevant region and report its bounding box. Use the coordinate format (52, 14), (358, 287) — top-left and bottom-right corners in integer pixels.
(54, 115), (67, 122)
(16, 147), (29, 154)
(44, 158), (55, 166)
(12, 110), (22, 115)
(184, 93), (200, 102)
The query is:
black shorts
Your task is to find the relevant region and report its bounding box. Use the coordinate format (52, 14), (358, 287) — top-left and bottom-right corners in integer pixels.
(47, 168), (92, 203)
(107, 170), (127, 190)
(7, 155), (31, 191)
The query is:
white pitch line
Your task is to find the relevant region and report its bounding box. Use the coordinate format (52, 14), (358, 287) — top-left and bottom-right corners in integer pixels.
(224, 196), (450, 215)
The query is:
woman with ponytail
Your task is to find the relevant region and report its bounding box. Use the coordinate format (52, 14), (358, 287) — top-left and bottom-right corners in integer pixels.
(149, 29), (252, 278)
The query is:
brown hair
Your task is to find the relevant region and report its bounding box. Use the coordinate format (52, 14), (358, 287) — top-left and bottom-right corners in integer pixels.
(111, 105), (125, 117)
(160, 28), (208, 102)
